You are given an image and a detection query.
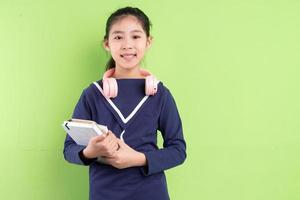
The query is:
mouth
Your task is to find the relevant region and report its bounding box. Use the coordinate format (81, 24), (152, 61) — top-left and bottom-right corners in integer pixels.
(120, 53), (137, 59)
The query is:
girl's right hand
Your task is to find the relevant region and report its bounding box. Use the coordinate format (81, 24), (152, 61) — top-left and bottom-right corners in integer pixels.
(83, 130), (119, 159)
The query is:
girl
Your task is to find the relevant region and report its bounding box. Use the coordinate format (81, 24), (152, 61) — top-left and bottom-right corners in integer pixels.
(63, 6), (186, 200)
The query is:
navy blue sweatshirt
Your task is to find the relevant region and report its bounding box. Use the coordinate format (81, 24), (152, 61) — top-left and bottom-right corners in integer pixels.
(63, 79), (186, 200)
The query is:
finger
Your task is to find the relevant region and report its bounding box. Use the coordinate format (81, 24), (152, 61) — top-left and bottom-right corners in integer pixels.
(110, 132), (117, 139)
(93, 133), (109, 143)
(106, 131), (117, 141)
(111, 142), (119, 152)
(108, 130), (116, 136)
(105, 133), (118, 147)
(101, 131), (110, 138)
(116, 138), (126, 147)
(98, 137), (117, 155)
(106, 140), (118, 154)
(116, 143), (121, 151)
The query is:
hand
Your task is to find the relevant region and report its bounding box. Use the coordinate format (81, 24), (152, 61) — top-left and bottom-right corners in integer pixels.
(103, 138), (147, 169)
(83, 130), (119, 159)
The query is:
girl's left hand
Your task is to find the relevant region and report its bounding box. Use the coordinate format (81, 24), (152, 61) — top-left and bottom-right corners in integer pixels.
(103, 139), (147, 169)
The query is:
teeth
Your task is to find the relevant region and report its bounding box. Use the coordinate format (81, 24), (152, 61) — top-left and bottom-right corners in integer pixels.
(121, 54), (136, 61)
(121, 54), (136, 56)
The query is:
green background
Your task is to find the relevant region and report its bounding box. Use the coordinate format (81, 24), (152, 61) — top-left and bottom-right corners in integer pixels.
(1, 0), (300, 199)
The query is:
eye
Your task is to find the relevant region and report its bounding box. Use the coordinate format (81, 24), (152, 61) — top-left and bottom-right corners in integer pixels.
(114, 36), (123, 40)
(133, 35), (141, 39)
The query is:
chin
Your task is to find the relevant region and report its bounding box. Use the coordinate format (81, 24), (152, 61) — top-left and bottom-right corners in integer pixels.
(118, 63), (140, 70)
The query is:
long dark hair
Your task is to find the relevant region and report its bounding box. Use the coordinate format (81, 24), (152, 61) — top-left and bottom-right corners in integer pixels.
(103, 7), (152, 70)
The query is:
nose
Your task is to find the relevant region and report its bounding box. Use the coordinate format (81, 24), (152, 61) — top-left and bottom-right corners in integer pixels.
(121, 37), (133, 50)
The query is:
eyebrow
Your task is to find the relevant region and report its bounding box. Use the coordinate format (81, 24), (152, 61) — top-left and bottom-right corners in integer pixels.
(111, 30), (144, 34)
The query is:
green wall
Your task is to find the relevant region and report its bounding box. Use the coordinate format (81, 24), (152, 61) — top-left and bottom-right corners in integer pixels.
(1, 0), (300, 199)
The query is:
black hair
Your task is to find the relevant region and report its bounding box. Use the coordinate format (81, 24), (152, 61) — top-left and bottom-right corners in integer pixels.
(103, 7), (152, 70)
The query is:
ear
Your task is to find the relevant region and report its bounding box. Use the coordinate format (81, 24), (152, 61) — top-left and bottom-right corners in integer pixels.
(103, 39), (110, 51)
(146, 36), (153, 50)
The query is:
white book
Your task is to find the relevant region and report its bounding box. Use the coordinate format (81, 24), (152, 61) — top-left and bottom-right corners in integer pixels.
(62, 118), (108, 146)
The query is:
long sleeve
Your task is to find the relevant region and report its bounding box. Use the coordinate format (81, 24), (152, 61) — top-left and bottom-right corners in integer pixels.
(63, 89), (96, 166)
(141, 89), (187, 176)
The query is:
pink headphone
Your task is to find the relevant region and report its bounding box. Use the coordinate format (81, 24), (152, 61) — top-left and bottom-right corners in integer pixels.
(102, 68), (159, 98)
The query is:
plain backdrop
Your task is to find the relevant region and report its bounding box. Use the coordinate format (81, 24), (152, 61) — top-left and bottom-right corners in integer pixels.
(0, 0), (300, 199)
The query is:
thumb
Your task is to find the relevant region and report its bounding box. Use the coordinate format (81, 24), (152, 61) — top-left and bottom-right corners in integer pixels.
(93, 133), (107, 143)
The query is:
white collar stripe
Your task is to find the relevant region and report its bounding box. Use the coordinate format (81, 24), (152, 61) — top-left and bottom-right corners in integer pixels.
(93, 82), (149, 124)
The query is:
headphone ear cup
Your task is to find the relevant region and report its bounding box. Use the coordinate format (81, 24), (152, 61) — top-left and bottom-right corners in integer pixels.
(145, 76), (150, 96)
(145, 75), (158, 96)
(152, 76), (158, 94)
(110, 78), (118, 98)
(103, 78), (110, 98)
(103, 78), (118, 98)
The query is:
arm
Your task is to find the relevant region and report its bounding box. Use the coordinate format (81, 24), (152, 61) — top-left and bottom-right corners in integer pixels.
(141, 89), (187, 176)
(103, 138), (147, 169)
(63, 90), (96, 166)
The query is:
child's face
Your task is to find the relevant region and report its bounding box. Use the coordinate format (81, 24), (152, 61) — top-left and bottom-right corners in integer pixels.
(103, 15), (152, 70)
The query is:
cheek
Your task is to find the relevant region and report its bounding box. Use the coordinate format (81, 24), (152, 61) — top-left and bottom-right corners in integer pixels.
(137, 44), (147, 54)
(109, 46), (121, 56)
(137, 51), (145, 59)
(108, 40), (120, 50)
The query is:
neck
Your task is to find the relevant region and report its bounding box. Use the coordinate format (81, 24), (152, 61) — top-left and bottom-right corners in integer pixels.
(113, 66), (144, 79)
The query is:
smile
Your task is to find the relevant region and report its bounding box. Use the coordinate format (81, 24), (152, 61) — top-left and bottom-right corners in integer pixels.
(120, 53), (137, 58)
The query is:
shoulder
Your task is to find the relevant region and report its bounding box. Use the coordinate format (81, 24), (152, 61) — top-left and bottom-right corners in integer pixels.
(157, 81), (174, 100)
(78, 80), (103, 100)
(87, 79), (104, 92)
(156, 81), (181, 114)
